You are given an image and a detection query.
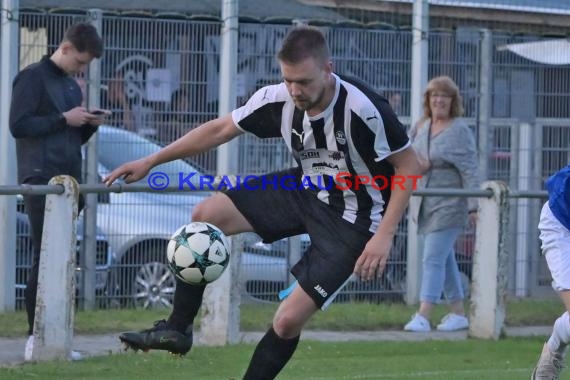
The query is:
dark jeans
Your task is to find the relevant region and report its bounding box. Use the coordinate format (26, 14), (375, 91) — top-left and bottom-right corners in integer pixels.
(23, 178), (83, 336)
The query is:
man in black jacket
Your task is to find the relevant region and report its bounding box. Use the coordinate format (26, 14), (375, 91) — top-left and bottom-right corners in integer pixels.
(9, 22), (104, 361)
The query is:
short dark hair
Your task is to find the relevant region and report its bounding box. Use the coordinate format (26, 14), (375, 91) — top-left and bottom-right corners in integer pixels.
(277, 26), (329, 64)
(63, 23), (103, 58)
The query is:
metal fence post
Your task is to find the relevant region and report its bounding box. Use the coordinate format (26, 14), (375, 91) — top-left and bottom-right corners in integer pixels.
(405, 198), (422, 305)
(469, 180), (509, 340)
(0, 0), (19, 312)
(31, 175), (79, 361)
(515, 122), (533, 296)
(79, 8), (103, 311)
(406, 0), (429, 306)
(478, 28), (492, 182)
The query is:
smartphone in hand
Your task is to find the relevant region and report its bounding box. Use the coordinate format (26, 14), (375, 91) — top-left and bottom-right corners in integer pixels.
(89, 109), (112, 116)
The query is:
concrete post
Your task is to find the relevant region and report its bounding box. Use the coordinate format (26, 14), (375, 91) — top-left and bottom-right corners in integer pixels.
(200, 235), (243, 345)
(31, 176), (79, 361)
(469, 180), (509, 340)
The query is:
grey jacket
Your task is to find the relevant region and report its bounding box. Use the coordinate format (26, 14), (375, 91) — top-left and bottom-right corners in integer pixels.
(411, 118), (480, 234)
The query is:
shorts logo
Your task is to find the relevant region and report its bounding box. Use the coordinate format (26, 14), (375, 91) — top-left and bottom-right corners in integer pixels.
(314, 284), (328, 298)
(335, 130), (346, 145)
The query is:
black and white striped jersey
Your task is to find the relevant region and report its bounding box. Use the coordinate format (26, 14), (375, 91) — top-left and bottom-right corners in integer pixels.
(231, 73), (410, 233)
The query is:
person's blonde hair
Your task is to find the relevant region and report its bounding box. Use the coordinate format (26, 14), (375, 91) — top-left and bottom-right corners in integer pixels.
(421, 75), (464, 119)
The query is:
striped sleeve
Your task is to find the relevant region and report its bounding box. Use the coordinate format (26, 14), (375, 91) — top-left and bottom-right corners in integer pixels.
(339, 74), (409, 161)
(231, 84), (285, 138)
(370, 99), (411, 162)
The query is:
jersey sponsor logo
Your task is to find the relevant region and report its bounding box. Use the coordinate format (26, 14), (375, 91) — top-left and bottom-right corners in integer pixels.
(300, 150), (320, 160)
(314, 284), (328, 298)
(329, 151), (343, 161)
(301, 149), (348, 177)
(335, 130), (346, 145)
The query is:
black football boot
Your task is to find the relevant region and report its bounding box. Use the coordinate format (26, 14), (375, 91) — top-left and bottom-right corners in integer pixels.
(119, 320), (193, 356)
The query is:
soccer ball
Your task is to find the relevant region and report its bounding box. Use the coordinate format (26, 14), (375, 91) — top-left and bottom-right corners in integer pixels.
(166, 222), (231, 285)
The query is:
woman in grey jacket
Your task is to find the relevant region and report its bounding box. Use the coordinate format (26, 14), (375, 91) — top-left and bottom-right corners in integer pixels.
(404, 76), (479, 332)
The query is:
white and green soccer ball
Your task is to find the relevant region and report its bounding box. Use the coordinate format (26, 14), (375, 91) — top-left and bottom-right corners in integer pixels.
(167, 222), (231, 285)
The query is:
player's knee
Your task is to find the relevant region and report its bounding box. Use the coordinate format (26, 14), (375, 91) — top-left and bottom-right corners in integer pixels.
(273, 313), (302, 339)
(191, 200), (214, 223)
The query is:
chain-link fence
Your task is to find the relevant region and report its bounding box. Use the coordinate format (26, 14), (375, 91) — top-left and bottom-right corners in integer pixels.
(7, 8), (569, 309)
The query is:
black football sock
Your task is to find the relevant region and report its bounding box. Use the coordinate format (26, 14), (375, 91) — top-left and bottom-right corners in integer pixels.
(166, 279), (206, 333)
(242, 326), (300, 380)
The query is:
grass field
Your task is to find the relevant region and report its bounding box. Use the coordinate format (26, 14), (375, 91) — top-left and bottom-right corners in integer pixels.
(0, 297), (564, 337)
(0, 298), (566, 379)
(0, 338), (566, 379)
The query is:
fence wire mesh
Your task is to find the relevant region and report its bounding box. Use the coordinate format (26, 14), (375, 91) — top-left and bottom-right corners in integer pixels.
(6, 7), (568, 309)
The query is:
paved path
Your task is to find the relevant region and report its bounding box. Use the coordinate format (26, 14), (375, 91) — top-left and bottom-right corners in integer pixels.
(0, 326), (552, 367)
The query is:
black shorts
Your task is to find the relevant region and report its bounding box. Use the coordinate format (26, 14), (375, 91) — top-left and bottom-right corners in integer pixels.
(225, 168), (373, 308)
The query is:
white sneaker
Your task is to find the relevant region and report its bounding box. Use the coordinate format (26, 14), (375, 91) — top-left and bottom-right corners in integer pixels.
(531, 343), (565, 380)
(70, 350), (83, 361)
(404, 313), (431, 332)
(24, 335), (34, 361)
(437, 313), (469, 331)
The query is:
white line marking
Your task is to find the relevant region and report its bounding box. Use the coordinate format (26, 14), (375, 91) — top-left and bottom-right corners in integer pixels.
(304, 367), (530, 379)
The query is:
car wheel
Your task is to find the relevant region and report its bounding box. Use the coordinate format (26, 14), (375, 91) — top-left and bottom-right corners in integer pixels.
(132, 260), (176, 309)
(123, 248), (176, 309)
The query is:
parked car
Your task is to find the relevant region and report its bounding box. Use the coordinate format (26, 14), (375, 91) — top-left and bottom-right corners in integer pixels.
(15, 209), (114, 309)
(95, 126), (207, 308)
(97, 126), (304, 308)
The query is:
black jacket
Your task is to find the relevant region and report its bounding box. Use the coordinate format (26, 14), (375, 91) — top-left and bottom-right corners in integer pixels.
(9, 56), (97, 184)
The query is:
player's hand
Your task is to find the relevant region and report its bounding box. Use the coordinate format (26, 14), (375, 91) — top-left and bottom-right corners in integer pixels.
(353, 234), (392, 281)
(62, 106), (95, 127)
(103, 158), (152, 186)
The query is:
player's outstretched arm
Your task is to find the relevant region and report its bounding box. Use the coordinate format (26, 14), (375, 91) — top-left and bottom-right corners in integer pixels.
(103, 114), (242, 186)
(102, 157), (154, 185)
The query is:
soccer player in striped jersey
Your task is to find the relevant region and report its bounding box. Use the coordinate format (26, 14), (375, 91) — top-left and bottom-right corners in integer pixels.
(104, 25), (421, 379)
